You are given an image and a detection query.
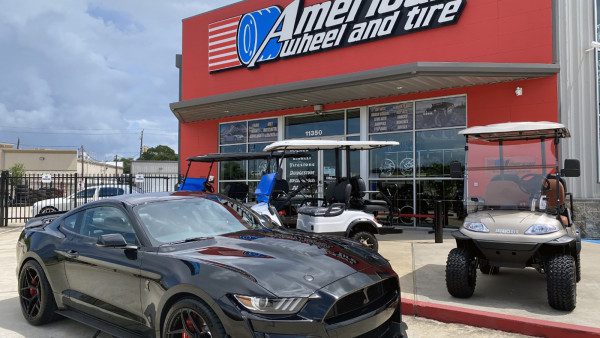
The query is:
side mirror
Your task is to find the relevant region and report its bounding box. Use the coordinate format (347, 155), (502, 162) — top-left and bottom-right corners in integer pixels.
(97, 233), (135, 249)
(449, 161), (464, 179)
(561, 159), (581, 178)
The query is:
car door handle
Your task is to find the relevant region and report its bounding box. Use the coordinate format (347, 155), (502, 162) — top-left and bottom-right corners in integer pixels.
(65, 250), (79, 259)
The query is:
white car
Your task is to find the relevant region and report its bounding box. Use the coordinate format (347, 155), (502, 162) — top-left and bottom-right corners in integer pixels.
(32, 185), (141, 216)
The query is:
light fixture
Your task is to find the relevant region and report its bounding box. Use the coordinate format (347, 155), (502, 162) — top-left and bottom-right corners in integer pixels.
(396, 86), (403, 90)
(302, 99), (309, 102)
(515, 87), (523, 96)
(313, 104), (324, 116)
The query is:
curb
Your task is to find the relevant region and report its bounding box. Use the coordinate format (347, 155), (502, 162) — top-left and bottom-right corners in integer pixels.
(401, 298), (600, 338)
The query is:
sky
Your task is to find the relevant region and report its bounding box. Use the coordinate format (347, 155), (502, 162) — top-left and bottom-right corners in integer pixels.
(0, 0), (238, 162)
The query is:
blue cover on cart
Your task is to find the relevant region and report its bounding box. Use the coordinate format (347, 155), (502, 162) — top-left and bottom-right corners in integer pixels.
(255, 173), (276, 204)
(178, 178), (207, 192)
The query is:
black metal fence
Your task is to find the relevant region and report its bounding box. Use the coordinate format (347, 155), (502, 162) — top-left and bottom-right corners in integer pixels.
(0, 171), (180, 226)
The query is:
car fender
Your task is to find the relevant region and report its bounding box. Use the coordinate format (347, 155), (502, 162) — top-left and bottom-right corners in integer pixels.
(155, 284), (232, 337)
(17, 250), (66, 308)
(345, 219), (379, 237)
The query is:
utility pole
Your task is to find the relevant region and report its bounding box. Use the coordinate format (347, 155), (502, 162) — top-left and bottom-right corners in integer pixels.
(80, 145), (85, 177)
(114, 155), (118, 176)
(139, 129), (144, 159)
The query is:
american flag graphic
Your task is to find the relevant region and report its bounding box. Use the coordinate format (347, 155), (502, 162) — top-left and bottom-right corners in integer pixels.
(208, 16), (242, 72)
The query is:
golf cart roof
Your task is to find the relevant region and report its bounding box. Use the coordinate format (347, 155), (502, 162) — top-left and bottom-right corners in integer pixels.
(187, 151), (310, 162)
(264, 140), (399, 151)
(459, 122), (570, 141)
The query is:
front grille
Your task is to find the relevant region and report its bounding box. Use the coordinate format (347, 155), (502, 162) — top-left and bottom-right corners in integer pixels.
(357, 316), (395, 338)
(324, 277), (399, 325)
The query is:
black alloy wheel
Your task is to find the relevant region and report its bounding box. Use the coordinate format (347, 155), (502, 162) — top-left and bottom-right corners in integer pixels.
(39, 206), (58, 215)
(18, 260), (58, 325)
(163, 299), (226, 338)
(352, 231), (379, 252)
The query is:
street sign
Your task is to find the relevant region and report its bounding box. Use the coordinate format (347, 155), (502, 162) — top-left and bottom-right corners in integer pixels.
(135, 174), (145, 183)
(41, 174), (52, 184)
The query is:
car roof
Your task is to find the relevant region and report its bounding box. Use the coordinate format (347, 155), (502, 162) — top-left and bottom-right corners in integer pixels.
(264, 140), (399, 151)
(106, 191), (213, 206)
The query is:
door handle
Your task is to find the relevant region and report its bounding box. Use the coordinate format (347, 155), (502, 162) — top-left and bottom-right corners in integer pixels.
(65, 250), (79, 259)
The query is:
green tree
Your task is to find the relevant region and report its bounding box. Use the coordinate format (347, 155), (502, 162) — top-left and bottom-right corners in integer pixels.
(9, 163), (25, 186)
(121, 157), (134, 174)
(138, 145), (178, 161)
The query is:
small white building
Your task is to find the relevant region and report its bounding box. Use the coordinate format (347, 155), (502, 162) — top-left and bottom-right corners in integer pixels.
(131, 161), (178, 176)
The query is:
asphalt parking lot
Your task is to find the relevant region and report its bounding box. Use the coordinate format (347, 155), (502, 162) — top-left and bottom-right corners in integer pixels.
(0, 225), (530, 338)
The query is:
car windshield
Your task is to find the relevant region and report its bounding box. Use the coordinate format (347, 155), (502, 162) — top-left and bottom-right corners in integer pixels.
(135, 196), (272, 245)
(467, 139), (558, 211)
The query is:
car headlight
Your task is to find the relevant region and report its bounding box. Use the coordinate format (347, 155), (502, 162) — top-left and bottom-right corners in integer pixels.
(525, 224), (559, 235)
(233, 295), (307, 314)
(464, 222), (489, 233)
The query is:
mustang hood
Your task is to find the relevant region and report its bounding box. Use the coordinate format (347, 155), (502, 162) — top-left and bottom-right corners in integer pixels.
(162, 230), (393, 297)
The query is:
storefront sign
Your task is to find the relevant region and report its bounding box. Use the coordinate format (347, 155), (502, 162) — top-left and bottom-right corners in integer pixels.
(415, 96), (466, 129)
(41, 174), (52, 184)
(369, 102), (413, 133)
(208, 0), (466, 72)
(248, 118), (279, 143)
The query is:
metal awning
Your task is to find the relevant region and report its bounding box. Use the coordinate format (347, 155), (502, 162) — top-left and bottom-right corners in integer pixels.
(171, 62), (560, 123)
(187, 151), (310, 162)
(264, 140), (399, 151)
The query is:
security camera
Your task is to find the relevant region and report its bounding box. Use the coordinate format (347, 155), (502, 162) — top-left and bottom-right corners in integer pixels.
(586, 41), (600, 52)
(314, 104), (324, 115)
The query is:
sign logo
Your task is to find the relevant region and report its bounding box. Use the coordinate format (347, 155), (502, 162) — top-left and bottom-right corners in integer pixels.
(208, 0), (466, 73)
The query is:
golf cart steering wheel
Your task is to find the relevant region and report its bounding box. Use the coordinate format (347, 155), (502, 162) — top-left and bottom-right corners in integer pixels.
(204, 181), (215, 193)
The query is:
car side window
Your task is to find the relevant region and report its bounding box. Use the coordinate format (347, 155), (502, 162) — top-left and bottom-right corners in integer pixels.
(79, 207), (139, 245)
(76, 188), (96, 198)
(62, 213), (79, 233)
(99, 187), (125, 198)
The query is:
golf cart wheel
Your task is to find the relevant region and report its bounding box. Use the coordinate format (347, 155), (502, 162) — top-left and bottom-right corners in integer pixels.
(445, 248), (477, 298)
(576, 253), (581, 283)
(479, 264), (500, 275)
(39, 206), (58, 215)
(352, 231), (379, 252)
(18, 260), (59, 325)
(546, 254), (577, 311)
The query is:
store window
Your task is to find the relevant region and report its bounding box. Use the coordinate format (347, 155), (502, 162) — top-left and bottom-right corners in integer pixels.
(368, 96), (467, 228)
(218, 118), (278, 200)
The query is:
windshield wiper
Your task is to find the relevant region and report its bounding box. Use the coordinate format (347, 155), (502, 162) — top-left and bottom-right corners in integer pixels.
(169, 236), (213, 245)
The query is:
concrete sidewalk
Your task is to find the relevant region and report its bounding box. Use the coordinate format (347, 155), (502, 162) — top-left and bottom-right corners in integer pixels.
(379, 228), (600, 335)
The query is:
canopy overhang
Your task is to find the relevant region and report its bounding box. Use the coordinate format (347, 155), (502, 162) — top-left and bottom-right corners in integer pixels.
(264, 140), (399, 151)
(187, 151), (310, 162)
(171, 62), (560, 123)
(460, 122), (570, 141)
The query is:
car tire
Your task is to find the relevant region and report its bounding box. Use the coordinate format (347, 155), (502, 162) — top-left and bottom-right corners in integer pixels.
(162, 298), (226, 338)
(352, 231), (379, 252)
(575, 253), (581, 283)
(38, 206), (58, 215)
(446, 248), (477, 298)
(546, 254), (577, 311)
(18, 260), (59, 326)
(479, 264), (500, 275)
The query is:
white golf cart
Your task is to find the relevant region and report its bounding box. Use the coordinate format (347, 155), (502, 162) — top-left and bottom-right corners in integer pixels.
(262, 140), (403, 252)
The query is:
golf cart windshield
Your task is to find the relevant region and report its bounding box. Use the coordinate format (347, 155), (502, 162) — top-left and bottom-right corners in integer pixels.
(467, 138), (558, 212)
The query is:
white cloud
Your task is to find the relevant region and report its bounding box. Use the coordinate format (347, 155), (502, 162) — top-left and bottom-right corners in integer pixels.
(0, 0), (238, 160)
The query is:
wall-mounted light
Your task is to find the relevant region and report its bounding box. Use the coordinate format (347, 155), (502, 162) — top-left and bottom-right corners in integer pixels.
(515, 87), (523, 96)
(314, 104), (324, 116)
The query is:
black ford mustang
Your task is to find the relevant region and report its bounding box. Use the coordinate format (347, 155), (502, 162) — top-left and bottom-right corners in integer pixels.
(16, 192), (405, 337)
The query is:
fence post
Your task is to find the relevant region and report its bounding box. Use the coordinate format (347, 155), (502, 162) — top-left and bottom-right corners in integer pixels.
(0, 171), (8, 227)
(434, 200), (445, 243)
(73, 173), (78, 208)
(129, 174), (133, 194)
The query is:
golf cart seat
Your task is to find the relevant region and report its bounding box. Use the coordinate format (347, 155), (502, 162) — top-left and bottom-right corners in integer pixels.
(297, 180), (351, 217)
(223, 182), (249, 201)
(178, 178), (207, 192)
(543, 176), (570, 225)
(349, 176), (389, 213)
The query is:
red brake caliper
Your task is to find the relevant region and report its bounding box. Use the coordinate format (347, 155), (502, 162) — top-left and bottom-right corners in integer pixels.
(182, 317), (194, 338)
(29, 276), (38, 297)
